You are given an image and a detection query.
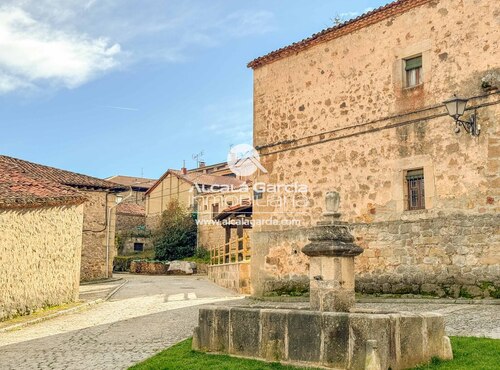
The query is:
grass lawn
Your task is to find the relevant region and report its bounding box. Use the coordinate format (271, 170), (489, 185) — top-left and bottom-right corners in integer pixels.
(129, 336), (500, 370)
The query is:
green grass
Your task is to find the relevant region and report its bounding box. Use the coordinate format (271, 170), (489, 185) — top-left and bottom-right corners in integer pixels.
(413, 337), (500, 369)
(129, 338), (321, 370)
(129, 337), (500, 370)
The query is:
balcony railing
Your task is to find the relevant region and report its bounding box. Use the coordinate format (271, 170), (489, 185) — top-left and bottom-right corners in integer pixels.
(210, 235), (250, 265)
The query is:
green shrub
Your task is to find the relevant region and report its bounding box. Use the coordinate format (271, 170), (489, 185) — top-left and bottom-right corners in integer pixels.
(113, 255), (135, 272)
(153, 200), (197, 261)
(183, 246), (210, 264)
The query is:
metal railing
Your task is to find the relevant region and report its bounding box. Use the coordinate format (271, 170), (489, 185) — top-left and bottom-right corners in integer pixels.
(210, 235), (251, 265)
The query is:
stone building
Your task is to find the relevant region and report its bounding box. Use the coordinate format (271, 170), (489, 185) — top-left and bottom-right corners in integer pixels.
(0, 155), (125, 281)
(106, 175), (156, 206)
(115, 202), (151, 255)
(0, 156), (86, 320)
(247, 0), (499, 297)
(145, 166), (245, 229)
(106, 175), (156, 255)
(196, 191), (253, 293)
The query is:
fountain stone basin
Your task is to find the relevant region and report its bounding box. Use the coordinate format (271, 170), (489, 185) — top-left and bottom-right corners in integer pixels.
(192, 305), (452, 370)
(192, 192), (453, 369)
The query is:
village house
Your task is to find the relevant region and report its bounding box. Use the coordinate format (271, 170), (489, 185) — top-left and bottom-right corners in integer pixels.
(0, 155), (125, 282)
(106, 175), (156, 255)
(245, 0), (499, 297)
(145, 165), (245, 227)
(0, 156), (86, 320)
(115, 202), (150, 255)
(145, 164), (253, 289)
(106, 175), (156, 206)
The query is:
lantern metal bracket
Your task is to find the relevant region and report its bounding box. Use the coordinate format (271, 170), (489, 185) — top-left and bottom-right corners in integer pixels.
(453, 109), (479, 136)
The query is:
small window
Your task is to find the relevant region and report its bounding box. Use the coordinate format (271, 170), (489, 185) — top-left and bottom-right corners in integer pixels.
(405, 56), (422, 87)
(226, 200), (233, 206)
(406, 169), (425, 210)
(133, 242), (144, 252)
(212, 203), (219, 219)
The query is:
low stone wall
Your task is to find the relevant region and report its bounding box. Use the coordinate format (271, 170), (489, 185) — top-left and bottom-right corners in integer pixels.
(0, 205), (84, 321)
(129, 261), (170, 274)
(208, 263), (251, 294)
(193, 306), (451, 370)
(251, 213), (500, 298)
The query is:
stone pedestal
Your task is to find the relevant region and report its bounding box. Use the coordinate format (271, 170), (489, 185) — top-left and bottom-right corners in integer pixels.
(302, 192), (363, 312)
(192, 191), (453, 369)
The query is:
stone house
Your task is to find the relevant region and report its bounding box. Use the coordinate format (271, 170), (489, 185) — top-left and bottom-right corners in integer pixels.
(145, 166), (245, 229)
(115, 202), (151, 255)
(247, 0), (499, 297)
(196, 190), (253, 293)
(0, 156), (86, 320)
(106, 175), (156, 206)
(106, 175), (156, 255)
(0, 155), (125, 282)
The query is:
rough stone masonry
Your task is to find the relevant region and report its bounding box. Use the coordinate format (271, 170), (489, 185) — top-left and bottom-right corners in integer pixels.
(248, 0), (500, 297)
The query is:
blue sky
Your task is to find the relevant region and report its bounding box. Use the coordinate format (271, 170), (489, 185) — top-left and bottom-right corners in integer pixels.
(0, 0), (386, 179)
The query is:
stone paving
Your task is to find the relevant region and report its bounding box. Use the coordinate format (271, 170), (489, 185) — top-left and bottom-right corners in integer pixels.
(0, 274), (241, 370)
(0, 275), (498, 370)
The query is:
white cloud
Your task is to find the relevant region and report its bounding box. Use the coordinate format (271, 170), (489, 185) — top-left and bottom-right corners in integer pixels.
(218, 10), (275, 37)
(0, 6), (121, 93)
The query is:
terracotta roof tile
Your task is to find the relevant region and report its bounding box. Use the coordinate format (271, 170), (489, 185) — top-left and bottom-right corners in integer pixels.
(248, 0), (431, 69)
(146, 168), (246, 195)
(106, 175), (156, 189)
(0, 155), (124, 191)
(116, 203), (145, 216)
(0, 157), (86, 209)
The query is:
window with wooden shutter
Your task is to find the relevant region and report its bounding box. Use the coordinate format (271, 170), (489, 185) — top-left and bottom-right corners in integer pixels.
(406, 169), (425, 210)
(405, 56), (423, 87)
(212, 203), (219, 219)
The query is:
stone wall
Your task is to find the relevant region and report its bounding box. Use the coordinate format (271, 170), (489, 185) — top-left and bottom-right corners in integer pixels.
(121, 236), (152, 255)
(81, 191), (117, 281)
(116, 213), (145, 233)
(208, 263), (251, 294)
(250, 0), (499, 296)
(0, 204), (84, 321)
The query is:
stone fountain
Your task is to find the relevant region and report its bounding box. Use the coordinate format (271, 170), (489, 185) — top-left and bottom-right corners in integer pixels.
(193, 192), (453, 369)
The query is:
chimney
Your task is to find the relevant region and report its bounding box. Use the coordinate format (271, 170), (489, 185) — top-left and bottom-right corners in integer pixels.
(181, 160), (187, 175)
(199, 161), (206, 168)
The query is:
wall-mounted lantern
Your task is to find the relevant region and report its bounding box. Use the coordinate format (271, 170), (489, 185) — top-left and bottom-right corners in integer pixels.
(443, 95), (480, 136)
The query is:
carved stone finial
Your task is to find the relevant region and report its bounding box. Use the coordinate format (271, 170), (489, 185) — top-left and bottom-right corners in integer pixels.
(325, 191), (340, 213)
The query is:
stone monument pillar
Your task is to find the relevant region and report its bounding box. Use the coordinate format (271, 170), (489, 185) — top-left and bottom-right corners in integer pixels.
(302, 191), (363, 312)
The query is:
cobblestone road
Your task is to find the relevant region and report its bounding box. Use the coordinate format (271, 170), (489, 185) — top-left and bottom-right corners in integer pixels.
(0, 275), (241, 370)
(1, 275), (498, 370)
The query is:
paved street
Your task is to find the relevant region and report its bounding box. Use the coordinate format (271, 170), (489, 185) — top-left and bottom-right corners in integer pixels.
(0, 275), (241, 370)
(1, 275), (498, 370)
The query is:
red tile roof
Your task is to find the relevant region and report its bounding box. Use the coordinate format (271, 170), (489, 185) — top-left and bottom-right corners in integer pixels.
(116, 202), (145, 216)
(0, 157), (86, 209)
(1, 155), (124, 191)
(248, 0), (431, 69)
(146, 169), (246, 196)
(106, 175), (156, 190)
(214, 201), (252, 221)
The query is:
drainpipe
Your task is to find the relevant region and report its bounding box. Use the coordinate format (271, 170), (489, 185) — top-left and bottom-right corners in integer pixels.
(105, 188), (133, 278)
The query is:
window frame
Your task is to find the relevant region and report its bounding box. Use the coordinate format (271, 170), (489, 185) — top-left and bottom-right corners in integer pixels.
(133, 242), (144, 252)
(405, 168), (425, 211)
(404, 55), (423, 88)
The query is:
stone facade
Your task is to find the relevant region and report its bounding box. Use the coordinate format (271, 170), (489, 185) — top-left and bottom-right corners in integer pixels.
(0, 204), (84, 321)
(249, 0), (499, 297)
(208, 263), (251, 294)
(81, 191), (117, 281)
